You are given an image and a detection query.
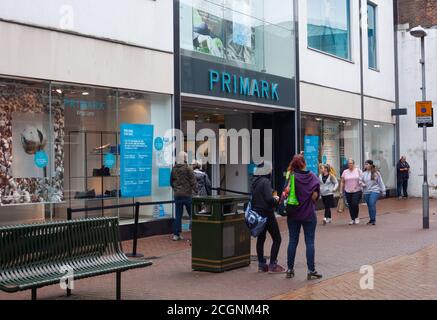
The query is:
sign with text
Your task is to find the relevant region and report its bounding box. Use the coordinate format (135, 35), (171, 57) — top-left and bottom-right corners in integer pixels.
(304, 135), (320, 175)
(416, 101), (433, 124)
(120, 124), (154, 198)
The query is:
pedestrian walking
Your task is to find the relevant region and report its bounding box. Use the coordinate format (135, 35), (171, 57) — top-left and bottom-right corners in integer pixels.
(319, 164), (339, 225)
(285, 154), (322, 280)
(396, 156), (410, 199)
(193, 160), (212, 196)
(360, 160), (386, 225)
(340, 159), (363, 225)
(251, 161), (284, 273)
(171, 152), (198, 241)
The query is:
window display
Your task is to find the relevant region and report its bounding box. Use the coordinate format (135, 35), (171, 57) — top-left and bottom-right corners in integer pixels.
(301, 114), (360, 178)
(0, 78), (172, 224)
(0, 79), (64, 205)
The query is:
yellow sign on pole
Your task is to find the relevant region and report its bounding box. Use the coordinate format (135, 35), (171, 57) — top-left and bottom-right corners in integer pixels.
(416, 101), (433, 124)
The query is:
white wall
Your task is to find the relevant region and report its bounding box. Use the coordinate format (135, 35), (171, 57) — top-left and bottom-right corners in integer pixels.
(0, 0), (173, 52)
(398, 27), (437, 197)
(299, 0), (395, 120)
(0, 21), (174, 94)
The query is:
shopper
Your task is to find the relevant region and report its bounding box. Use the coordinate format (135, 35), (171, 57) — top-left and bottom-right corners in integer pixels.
(171, 152), (198, 241)
(361, 160), (386, 225)
(251, 161), (284, 274)
(286, 155), (322, 280)
(396, 156), (410, 199)
(340, 159), (363, 225)
(193, 160), (212, 196)
(319, 164), (339, 225)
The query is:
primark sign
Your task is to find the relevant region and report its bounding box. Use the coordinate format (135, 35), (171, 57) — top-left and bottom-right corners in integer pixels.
(209, 70), (280, 101)
(181, 56), (295, 108)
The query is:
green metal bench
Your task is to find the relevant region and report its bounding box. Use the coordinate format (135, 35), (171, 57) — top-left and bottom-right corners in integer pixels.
(0, 217), (152, 300)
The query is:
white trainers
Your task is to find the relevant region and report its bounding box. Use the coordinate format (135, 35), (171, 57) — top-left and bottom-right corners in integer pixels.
(354, 218), (360, 224)
(179, 235), (184, 240)
(323, 218), (327, 225)
(172, 235), (180, 241)
(327, 218), (332, 224)
(349, 220), (355, 225)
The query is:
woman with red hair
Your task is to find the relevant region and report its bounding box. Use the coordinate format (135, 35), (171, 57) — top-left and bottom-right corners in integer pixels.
(285, 154), (322, 280)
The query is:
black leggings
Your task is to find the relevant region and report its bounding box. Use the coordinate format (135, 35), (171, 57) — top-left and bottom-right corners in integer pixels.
(345, 191), (362, 220)
(256, 215), (281, 265)
(322, 195), (334, 219)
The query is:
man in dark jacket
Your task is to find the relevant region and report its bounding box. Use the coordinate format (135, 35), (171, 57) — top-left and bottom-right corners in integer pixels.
(251, 161), (284, 273)
(171, 153), (198, 241)
(396, 156), (410, 199)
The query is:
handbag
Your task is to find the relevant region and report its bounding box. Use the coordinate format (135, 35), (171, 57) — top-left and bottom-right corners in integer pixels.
(337, 196), (345, 213)
(244, 201), (267, 237)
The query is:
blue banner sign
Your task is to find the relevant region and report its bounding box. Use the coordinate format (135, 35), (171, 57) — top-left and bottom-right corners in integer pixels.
(120, 124), (154, 198)
(304, 135), (320, 175)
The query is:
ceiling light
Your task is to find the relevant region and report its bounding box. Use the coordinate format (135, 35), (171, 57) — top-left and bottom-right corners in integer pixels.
(233, 109), (238, 112)
(315, 118), (322, 121)
(56, 89), (62, 94)
(374, 124), (381, 128)
(82, 92), (89, 96)
(364, 123), (368, 126)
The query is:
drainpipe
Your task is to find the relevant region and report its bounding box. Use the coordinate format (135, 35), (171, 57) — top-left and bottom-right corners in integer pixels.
(393, 0), (400, 164)
(294, 0), (301, 154)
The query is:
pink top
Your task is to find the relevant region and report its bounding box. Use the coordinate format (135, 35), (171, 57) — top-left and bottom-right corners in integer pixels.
(342, 168), (363, 193)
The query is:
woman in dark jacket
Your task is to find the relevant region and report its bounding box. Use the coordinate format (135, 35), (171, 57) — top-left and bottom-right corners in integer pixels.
(285, 155), (322, 280)
(251, 161), (284, 273)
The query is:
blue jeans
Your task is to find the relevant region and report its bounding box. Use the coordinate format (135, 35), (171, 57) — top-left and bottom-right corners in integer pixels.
(173, 196), (192, 236)
(364, 192), (380, 222)
(287, 217), (317, 272)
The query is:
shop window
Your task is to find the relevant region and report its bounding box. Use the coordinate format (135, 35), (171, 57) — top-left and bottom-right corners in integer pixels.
(307, 0), (351, 60)
(367, 2), (377, 69)
(364, 122), (395, 188)
(0, 79), (63, 207)
(300, 115), (360, 178)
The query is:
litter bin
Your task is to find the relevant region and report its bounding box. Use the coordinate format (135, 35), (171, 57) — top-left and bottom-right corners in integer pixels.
(191, 195), (251, 272)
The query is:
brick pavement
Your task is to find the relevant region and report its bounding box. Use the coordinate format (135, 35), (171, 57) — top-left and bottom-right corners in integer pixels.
(2, 197), (437, 300)
(272, 244), (437, 300)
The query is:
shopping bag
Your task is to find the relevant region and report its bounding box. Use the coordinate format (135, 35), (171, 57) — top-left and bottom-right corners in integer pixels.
(337, 196), (345, 213)
(244, 201), (267, 237)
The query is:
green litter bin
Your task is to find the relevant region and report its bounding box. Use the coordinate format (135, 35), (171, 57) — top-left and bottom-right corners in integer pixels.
(191, 195), (251, 272)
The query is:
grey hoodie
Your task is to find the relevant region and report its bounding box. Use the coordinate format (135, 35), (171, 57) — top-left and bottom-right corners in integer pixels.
(319, 174), (339, 196)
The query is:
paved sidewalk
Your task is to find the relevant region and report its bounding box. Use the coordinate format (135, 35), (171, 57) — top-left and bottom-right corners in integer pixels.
(1, 197), (437, 300)
(272, 244), (437, 300)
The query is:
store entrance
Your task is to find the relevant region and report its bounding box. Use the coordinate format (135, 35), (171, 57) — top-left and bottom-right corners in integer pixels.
(181, 100), (296, 195)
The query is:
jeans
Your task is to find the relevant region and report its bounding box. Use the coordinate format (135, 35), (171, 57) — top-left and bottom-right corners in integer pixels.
(364, 192), (380, 222)
(287, 217), (317, 272)
(345, 191), (362, 220)
(173, 196), (192, 236)
(257, 215), (282, 266)
(321, 195), (334, 219)
(397, 180), (409, 198)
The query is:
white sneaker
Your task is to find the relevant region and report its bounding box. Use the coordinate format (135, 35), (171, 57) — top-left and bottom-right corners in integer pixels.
(349, 220), (355, 225)
(354, 218), (360, 224)
(323, 218), (327, 225)
(327, 218), (332, 224)
(172, 235), (180, 241)
(179, 235), (184, 240)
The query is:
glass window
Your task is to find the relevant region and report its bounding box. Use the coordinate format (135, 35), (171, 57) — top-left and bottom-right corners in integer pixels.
(367, 3), (377, 69)
(307, 0), (351, 60)
(180, 0), (295, 79)
(364, 122), (395, 188)
(301, 115), (361, 178)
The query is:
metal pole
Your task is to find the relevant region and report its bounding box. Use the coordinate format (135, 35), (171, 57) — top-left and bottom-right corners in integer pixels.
(421, 36), (429, 229)
(126, 202), (144, 258)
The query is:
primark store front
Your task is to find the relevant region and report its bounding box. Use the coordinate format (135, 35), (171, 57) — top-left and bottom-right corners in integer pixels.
(178, 0), (298, 194)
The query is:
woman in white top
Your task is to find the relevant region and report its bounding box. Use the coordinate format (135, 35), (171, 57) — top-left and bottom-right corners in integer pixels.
(319, 164), (339, 225)
(360, 160), (386, 225)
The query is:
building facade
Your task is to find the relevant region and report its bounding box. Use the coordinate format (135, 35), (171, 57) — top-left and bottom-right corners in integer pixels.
(397, 0), (437, 197)
(0, 0), (175, 229)
(298, 0), (396, 191)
